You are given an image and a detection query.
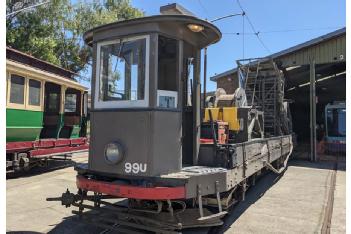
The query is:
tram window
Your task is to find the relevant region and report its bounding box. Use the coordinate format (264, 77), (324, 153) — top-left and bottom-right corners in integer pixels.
(158, 36), (177, 91)
(28, 79), (41, 106)
(48, 93), (59, 112)
(65, 93), (77, 112)
(186, 58), (194, 106)
(10, 74), (25, 104)
(98, 38), (146, 102)
(83, 93), (88, 116)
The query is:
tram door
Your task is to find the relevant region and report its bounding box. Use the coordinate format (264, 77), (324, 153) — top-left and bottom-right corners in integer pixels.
(79, 92), (89, 137)
(40, 82), (62, 138)
(60, 88), (82, 138)
(182, 42), (198, 165)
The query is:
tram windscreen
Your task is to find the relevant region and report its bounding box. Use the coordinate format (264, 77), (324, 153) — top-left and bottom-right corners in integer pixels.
(326, 107), (346, 137)
(98, 38), (146, 102)
(158, 36), (177, 91)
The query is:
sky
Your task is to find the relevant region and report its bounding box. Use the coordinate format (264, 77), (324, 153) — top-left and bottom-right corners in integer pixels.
(79, 0), (346, 92)
(131, 0), (345, 91)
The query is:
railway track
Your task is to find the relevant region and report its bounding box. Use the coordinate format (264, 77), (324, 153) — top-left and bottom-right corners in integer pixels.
(321, 155), (339, 234)
(99, 223), (121, 234)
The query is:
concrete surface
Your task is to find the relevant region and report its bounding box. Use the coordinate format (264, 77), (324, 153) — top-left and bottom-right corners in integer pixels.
(330, 160), (346, 234)
(6, 155), (345, 234)
(6, 152), (103, 233)
(217, 159), (343, 234)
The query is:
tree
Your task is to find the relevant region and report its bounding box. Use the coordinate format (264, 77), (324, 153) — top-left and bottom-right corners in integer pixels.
(6, 0), (144, 77)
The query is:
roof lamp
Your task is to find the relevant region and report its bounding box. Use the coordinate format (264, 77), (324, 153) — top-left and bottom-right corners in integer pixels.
(187, 24), (204, 32)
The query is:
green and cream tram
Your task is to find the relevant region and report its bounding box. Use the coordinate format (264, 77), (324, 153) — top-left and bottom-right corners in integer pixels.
(6, 47), (89, 171)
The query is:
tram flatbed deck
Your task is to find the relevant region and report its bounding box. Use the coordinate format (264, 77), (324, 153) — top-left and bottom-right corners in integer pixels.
(76, 135), (292, 198)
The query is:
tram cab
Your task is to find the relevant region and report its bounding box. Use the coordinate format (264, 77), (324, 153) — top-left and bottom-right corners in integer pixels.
(85, 15), (221, 176)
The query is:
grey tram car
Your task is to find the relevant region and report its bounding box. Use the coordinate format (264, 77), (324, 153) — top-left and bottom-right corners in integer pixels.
(49, 12), (293, 233)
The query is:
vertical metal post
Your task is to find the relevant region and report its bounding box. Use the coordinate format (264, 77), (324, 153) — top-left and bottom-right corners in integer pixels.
(215, 181), (222, 212)
(310, 59), (317, 162)
(203, 47), (207, 109)
(197, 184), (204, 217)
(193, 50), (201, 165)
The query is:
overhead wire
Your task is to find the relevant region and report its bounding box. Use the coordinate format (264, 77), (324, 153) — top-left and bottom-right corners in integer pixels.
(242, 11), (245, 59)
(259, 26), (343, 34)
(236, 0), (271, 54)
(223, 26), (344, 35)
(197, 0), (210, 19)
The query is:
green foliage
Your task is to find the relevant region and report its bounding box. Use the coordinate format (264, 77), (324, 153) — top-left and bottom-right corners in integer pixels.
(6, 0), (144, 75)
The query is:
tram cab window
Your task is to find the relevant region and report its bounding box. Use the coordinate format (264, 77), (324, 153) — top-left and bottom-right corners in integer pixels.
(28, 79), (41, 106)
(9, 74), (25, 104)
(186, 58), (194, 106)
(65, 93), (77, 113)
(157, 35), (178, 108)
(97, 36), (146, 107)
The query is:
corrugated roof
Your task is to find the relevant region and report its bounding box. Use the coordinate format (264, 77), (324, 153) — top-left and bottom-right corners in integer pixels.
(210, 27), (346, 81)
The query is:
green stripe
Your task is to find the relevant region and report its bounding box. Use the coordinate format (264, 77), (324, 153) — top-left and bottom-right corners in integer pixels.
(7, 109), (43, 127)
(6, 108), (84, 141)
(6, 109), (43, 142)
(7, 126), (43, 129)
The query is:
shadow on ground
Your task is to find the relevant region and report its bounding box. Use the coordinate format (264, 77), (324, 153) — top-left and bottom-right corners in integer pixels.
(6, 159), (75, 180)
(289, 156), (345, 171)
(288, 158), (335, 170)
(48, 215), (103, 234)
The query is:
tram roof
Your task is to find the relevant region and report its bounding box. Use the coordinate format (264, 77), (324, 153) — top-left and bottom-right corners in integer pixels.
(6, 47), (87, 91)
(6, 47), (78, 80)
(83, 14), (222, 48)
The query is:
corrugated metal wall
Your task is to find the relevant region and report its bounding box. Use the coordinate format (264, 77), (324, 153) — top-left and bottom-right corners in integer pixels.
(278, 35), (346, 67)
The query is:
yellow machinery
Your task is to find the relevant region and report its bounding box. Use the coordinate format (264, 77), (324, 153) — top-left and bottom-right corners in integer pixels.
(202, 87), (264, 143)
(204, 107), (240, 131)
(203, 87), (247, 132)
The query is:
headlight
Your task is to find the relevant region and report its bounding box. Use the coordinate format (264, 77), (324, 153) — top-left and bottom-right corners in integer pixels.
(104, 142), (124, 164)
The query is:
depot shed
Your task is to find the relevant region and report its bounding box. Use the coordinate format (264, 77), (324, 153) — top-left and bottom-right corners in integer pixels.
(210, 28), (346, 160)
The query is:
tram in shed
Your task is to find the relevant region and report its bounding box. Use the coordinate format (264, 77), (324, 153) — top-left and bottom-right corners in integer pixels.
(6, 47), (89, 172)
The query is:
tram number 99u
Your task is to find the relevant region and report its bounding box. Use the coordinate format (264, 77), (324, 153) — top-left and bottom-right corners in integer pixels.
(125, 162), (147, 174)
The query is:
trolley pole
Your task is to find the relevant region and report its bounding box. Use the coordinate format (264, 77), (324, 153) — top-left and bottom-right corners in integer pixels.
(202, 12), (244, 109)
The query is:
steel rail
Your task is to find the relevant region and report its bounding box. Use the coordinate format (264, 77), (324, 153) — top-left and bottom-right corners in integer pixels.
(321, 155), (338, 234)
